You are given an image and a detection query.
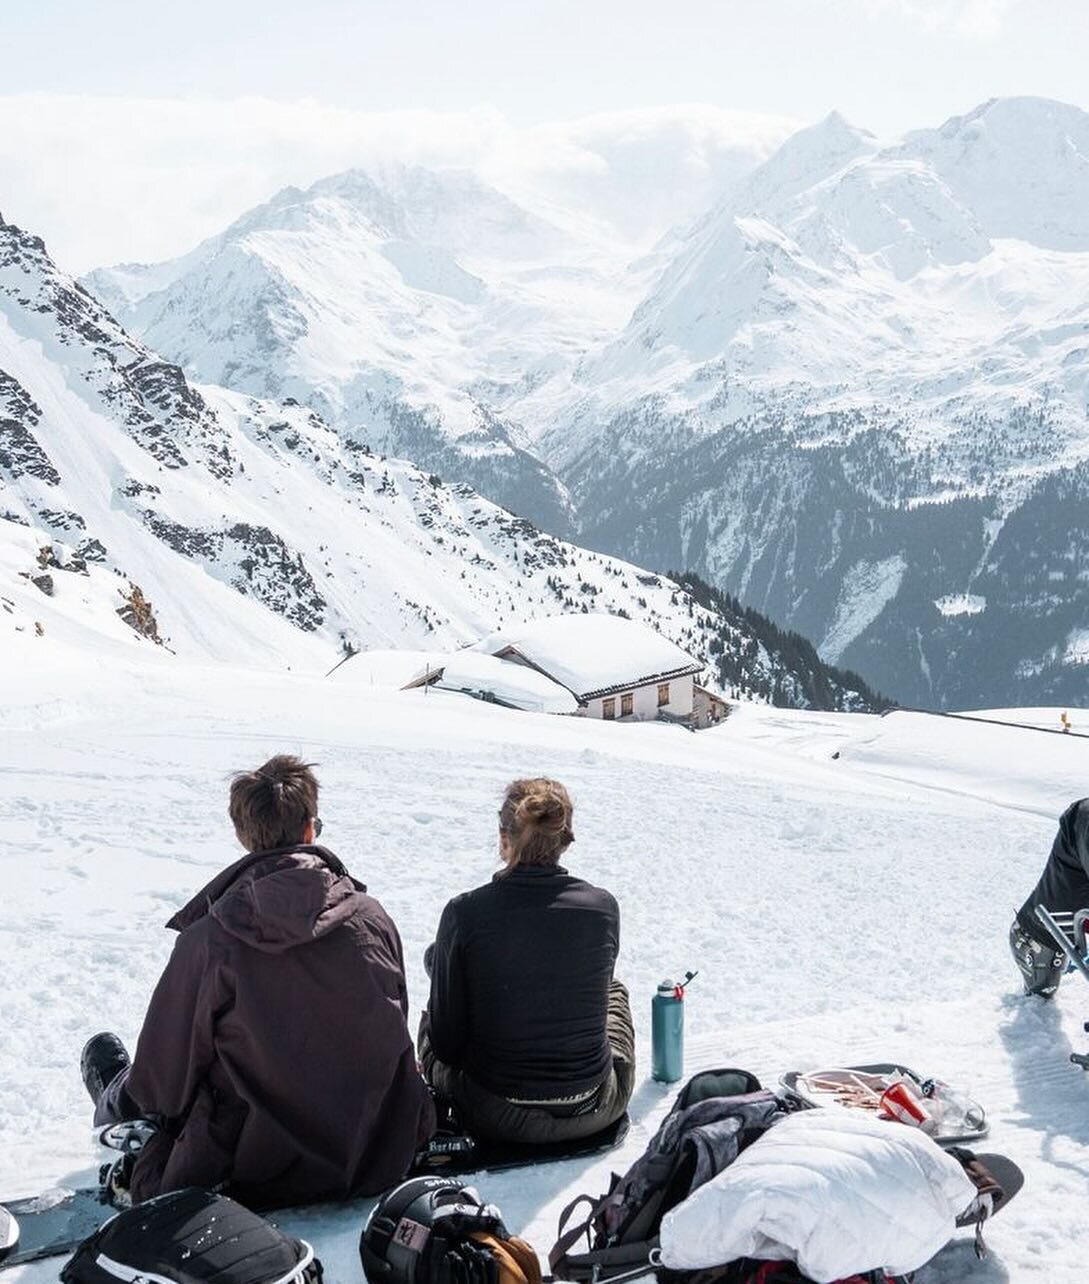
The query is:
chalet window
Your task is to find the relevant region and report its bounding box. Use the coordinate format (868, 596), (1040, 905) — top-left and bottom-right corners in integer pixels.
(658, 682), (670, 707)
(621, 692), (633, 717)
(603, 697), (616, 719)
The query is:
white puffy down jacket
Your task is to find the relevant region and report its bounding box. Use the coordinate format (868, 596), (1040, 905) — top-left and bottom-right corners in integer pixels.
(659, 1110), (977, 1282)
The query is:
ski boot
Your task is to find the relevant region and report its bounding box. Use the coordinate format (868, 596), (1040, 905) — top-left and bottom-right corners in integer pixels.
(1008, 922), (1064, 997)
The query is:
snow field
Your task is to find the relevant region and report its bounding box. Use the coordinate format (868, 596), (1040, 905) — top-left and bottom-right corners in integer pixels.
(2, 651), (1089, 1281)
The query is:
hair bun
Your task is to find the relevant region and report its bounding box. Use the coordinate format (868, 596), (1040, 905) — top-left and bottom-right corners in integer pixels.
(516, 785), (566, 832)
(500, 777), (574, 867)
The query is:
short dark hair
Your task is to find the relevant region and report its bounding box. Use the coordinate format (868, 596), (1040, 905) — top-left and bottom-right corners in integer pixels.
(229, 755), (318, 853)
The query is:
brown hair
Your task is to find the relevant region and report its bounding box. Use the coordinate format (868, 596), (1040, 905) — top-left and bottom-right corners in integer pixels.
(229, 754), (319, 853)
(498, 778), (574, 868)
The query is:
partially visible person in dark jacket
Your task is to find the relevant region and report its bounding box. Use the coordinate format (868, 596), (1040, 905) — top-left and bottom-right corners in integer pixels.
(81, 755), (434, 1208)
(1010, 798), (1089, 996)
(419, 777), (634, 1144)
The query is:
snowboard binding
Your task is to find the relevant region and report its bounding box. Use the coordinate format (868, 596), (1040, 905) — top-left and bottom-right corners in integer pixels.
(98, 1119), (157, 1155)
(1034, 906), (1089, 1069)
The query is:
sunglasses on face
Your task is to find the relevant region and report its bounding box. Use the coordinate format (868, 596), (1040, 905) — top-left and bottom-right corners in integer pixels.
(313, 817), (323, 838)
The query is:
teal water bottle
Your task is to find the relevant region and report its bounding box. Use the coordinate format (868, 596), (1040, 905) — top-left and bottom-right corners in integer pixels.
(652, 971), (697, 1083)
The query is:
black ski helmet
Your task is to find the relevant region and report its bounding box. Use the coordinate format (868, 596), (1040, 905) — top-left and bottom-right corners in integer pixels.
(360, 1177), (507, 1284)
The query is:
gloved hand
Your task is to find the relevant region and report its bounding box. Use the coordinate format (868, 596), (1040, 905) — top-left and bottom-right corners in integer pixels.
(432, 1238), (498, 1284)
(432, 1200), (510, 1243)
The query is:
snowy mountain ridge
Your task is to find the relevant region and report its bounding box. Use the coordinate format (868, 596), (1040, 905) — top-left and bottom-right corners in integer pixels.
(0, 210), (878, 711)
(83, 164), (647, 535)
(82, 95), (1089, 708)
(530, 96), (1089, 708)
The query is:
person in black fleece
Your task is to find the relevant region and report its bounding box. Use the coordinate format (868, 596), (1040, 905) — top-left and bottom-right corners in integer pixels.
(419, 777), (634, 1144)
(1010, 798), (1089, 996)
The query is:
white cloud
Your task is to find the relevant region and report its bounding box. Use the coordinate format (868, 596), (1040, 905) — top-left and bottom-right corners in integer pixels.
(0, 95), (798, 274)
(848, 0), (1021, 38)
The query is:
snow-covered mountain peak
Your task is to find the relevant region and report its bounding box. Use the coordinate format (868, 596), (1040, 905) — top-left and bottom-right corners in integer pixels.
(934, 94), (1088, 143)
(896, 95), (1089, 250)
(81, 162), (647, 532)
(582, 94), (1089, 386)
(295, 164), (568, 263)
(734, 110), (879, 219)
(530, 98), (1089, 709)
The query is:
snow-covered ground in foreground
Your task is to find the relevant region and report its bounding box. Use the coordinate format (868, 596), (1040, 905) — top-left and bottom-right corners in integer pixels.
(2, 648), (1089, 1282)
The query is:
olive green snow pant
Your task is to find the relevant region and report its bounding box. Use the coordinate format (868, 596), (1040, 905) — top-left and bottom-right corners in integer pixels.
(419, 980), (635, 1145)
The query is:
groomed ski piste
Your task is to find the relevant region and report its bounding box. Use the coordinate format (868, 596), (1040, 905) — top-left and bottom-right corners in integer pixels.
(2, 636), (1088, 1282)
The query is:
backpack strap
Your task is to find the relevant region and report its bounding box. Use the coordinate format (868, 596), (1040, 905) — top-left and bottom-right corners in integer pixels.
(549, 1190), (660, 1283)
(548, 1194), (602, 1274)
(552, 1238), (659, 1283)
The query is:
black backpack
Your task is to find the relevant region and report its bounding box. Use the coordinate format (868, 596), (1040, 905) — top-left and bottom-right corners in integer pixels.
(549, 1069), (781, 1283)
(61, 1188), (321, 1284)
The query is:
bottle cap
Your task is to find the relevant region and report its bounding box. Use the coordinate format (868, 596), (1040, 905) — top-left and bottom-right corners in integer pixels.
(658, 980), (675, 993)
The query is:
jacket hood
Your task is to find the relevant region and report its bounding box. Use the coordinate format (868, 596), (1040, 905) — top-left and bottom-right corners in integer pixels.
(169, 845), (368, 952)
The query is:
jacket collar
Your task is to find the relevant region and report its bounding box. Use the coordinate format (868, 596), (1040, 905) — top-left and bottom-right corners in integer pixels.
(167, 844), (354, 932)
(493, 863), (568, 882)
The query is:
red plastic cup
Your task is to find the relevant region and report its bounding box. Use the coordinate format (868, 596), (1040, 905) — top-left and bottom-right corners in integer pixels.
(880, 1080), (929, 1126)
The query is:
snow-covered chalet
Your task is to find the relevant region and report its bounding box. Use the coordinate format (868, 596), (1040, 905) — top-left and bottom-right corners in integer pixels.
(407, 613), (726, 726)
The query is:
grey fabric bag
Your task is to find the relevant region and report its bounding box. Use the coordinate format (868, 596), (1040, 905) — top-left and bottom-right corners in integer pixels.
(549, 1069), (783, 1283)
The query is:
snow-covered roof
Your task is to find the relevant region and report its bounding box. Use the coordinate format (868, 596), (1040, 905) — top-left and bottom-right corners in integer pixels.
(472, 613), (701, 699)
(330, 649), (446, 688)
(405, 651), (578, 714)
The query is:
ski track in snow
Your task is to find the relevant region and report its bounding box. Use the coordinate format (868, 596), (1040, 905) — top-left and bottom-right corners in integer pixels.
(2, 656), (1089, 1282)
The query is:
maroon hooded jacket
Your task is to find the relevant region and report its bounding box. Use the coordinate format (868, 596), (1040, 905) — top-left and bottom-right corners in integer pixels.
(120, 844), (435, 1208)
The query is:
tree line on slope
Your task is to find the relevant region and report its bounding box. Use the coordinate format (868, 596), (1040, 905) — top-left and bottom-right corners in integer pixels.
(669, 570), (894, 714)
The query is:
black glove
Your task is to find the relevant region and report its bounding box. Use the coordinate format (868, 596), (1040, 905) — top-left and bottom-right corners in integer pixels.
(431, 1202), (509, 1243)
(434, 1239), (497, 1284)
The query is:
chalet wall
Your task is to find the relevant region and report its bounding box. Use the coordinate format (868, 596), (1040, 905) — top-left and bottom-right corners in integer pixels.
(582, 675), (695, 721)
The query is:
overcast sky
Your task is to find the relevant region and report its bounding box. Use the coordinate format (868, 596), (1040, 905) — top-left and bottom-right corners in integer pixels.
(2, 0), (1088, 271)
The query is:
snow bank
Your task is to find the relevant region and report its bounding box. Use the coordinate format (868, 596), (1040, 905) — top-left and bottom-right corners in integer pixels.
(934, 594), (986, 617)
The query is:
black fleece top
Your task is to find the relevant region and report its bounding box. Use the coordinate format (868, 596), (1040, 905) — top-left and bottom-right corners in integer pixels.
(428, 864), (619, 1099)
(1018, 799), (1089, 944)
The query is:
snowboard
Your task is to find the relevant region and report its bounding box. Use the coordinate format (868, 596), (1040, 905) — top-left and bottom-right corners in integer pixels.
(779, 1062), (989, 1146)
(0, 1113), (631, 1267)
(953, 1153), (1024, 1225)
(412, 1110), (630, 1175)
(0, 1185), (116, 1269)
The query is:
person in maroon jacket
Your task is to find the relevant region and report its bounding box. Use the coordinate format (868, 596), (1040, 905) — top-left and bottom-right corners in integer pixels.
(81, 755), (435, 1208)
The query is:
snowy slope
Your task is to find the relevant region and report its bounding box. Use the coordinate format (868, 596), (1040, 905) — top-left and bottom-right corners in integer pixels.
(1, 651), (1087, 1281)
(0, 211), (874, 710)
